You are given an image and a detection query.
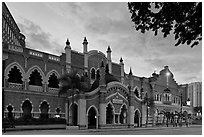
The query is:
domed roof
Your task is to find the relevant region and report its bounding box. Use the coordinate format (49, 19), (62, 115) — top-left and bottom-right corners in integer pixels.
(89, 73), (119, 92)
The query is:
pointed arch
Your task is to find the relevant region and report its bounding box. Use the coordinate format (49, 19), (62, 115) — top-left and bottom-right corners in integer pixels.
(106, 102), (115, 124)
(133, 86), (141, 98)
(134, 108), (141, 127)
(26, 65), (45, 83)
(46, 70), (60, 88)
(90, 67), (96, 80)
(87, 105), (98, 129)
(46, 69), (60, 83)
(5, 62), (25, 80)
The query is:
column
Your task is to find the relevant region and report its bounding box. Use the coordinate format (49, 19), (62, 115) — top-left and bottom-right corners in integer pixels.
(141, 104), (147, 127)
(99, 103), (106, 128)
(128, 106), (134, 128)
(65, 100), (68, 125)
(78, 94), (87, 129)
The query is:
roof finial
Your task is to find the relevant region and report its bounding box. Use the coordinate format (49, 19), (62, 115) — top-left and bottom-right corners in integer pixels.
(120, 57), (123, 62)
(66, 38), (70, 45)
(107, 45), (111, 52)
(83, 37), (88, 45)
(129, 67), (133, 75)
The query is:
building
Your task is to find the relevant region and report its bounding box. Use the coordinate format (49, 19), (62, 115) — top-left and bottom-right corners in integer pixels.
(2, 2), (192, 129)
(188, 82), (202, 108)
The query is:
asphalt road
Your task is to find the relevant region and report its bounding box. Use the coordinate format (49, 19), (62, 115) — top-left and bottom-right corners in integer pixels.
(3, 125), (202, 135)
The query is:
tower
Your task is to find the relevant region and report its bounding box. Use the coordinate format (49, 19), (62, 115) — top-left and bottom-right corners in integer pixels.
(83, 37), (88, 75)
(106, 46), (112, 74)
(65, 38), (71, 73)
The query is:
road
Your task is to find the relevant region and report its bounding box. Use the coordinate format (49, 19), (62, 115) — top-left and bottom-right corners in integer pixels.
(3, 125), (202, 135)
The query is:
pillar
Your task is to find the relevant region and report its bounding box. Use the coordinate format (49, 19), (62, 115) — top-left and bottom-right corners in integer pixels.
(65, 100), (68, 125)
(78, 94), (87, 129)
(119, 57), (124, 83)
(142, 104), (147, 127)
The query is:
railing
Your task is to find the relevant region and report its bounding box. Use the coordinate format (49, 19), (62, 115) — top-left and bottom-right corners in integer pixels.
(48, 87), (59, 94)
(8, 82), (23, 90)
(28, 85), (43, 92)
(4, 111), (65, 119)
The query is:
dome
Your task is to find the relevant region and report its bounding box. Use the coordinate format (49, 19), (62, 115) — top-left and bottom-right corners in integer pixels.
(89, 73), (119, 92)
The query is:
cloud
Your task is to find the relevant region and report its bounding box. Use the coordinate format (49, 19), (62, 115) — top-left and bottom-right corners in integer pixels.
(18, 18), (63, 55)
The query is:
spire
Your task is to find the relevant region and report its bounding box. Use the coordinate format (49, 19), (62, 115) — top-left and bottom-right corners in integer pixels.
(101, 60), (104, 68)
(120, 57), (123, 63)
(83, 37), (88, 45)
(129, 67), (133, 75)
(107, 46), (111, 53)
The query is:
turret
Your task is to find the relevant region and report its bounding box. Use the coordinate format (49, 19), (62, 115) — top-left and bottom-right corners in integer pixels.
(106, 46), (112, 74)
(65, 38), (71, 73)
(83, 37), (88, 74)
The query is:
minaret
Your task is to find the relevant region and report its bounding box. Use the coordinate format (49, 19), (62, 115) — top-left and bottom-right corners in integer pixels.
(65, 38), (71, 73)
(83, 37), (88, 75)
(106, 46), (112, 74)
(119, 57), (124, 83)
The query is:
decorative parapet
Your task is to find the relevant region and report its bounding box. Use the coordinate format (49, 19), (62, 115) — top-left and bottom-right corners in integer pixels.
(48, 87), (59, 93)
(8, 44), (23, 53)
(8, 82), (23, 90)
(48, 55), (60, 61)
(29, 50), (43, 57)
(28, 85), (43, 92)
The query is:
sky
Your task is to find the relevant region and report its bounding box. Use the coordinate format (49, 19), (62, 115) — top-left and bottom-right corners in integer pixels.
(6, 2), (202, 84)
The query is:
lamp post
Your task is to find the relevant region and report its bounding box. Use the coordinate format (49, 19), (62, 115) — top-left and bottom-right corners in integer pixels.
(180, 92), (183, 127)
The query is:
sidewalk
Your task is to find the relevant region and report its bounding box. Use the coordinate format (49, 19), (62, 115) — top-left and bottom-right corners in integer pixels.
(3, 124), (201, 133)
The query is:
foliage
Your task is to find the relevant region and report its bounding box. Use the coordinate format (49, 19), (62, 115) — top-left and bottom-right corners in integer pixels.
(58, 70), (90, 96)
(142, 96), (154, 107)
(128, 2), (202, 47)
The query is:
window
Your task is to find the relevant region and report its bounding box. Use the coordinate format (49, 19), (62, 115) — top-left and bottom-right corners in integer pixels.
(90, 68), (96, 80)
(8, 66), (23, 84)
(29, 69), (43, 86)
(48, 73), (59, 88)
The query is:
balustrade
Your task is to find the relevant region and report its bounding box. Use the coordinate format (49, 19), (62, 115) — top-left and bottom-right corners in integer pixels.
(28, 85), (43, 92)
(8, 82), (23, 90)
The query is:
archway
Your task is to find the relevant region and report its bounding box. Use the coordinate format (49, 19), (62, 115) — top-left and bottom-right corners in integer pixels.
(70, 103), (78, 126)
(106, 103), (114, 124)
(88, 107), (97, 129)
(40, 101), (49, 119)
(22, 100), (32, 119)
(120, 105), (127, 124)
(134, 110), (140, 127)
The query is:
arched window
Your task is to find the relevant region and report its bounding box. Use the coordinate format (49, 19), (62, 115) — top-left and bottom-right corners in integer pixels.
(96, 69), (100, 79)
(106, 104), (114, 124)
(90, 68), (95, 80)
(120, 105), (127, 124)
(29, 69), (42, 86)
(40, 101), (49, 119)
(22, 100), (32, 119)
(48, 73), (59, 88)
(134, 88), (139, 98)
(8, 66), (23, 84)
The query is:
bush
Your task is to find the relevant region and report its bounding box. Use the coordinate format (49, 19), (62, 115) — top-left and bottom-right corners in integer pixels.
(13, 117), (66, 125)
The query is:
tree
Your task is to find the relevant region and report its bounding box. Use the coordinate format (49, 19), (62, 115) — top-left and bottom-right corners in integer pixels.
(58, 70), (90, 97)
(128, 2), (202, 48)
